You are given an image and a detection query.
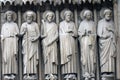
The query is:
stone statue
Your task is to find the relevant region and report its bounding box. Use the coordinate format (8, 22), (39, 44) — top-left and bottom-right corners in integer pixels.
(20, 11), (40, 79)
(41, 11), (58, 80)
(97, 9), (116, 77)
(78, 10), (96, 79)
(59, 9), (77, 80)
(1, 11), (19, 79)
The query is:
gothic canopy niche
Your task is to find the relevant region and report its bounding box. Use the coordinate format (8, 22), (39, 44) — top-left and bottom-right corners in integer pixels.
(0, 0), (115, 6)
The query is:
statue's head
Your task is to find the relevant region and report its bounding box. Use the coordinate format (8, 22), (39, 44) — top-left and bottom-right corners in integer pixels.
(60, 9), (73, 22)
(4, 10), (17, 22)
(83, 10), (92, 21)
(103, 9), (112, 21)
(63, 10), (73, 22)
(24, 10), (36, 24)
(43, 11), (55, 23)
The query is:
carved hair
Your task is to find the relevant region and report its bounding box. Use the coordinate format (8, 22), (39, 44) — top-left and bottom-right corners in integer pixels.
(103, 9), (112, 16)
(80, 9), (92, 20)
(4, 10), (17, 21)
(100, 8), (112, 18)
(42, 10), (55, 21)
(61, 9), (73, 20)
(83, 10), (92, 19)
(23, 10), (36, 21)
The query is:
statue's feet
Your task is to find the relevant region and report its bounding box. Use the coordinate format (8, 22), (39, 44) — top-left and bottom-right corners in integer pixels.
(4, 75), (10, 79)
(11, 74), (16, 79)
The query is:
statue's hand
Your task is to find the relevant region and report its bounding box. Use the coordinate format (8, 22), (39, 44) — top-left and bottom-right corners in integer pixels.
(1, 36), (4, 41)
(67, 54), (72, 60)
(31, 37), (37, 42)
(102, 33), (110, 39)
(42, 34), (47, 39)
(66, 29), (73, 33)
(89, 44), (92, 49)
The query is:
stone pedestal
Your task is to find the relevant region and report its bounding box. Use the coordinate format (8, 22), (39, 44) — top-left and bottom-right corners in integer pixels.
(101, 74), (114, 80)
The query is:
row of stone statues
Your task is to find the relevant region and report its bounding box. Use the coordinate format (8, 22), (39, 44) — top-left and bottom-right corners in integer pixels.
(1, 9), (116, 80)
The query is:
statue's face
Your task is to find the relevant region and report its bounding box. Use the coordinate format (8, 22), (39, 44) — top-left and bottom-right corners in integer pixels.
(65, 13), (71, 22)
(105, 12), (112, 21)
(47, 14), (53, 23)
(26, 14), (33, 24)
(85, 12), (91, 20)
(7, 13), (12, 22)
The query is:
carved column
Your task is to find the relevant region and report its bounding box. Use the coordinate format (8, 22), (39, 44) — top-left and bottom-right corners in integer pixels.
(0, 5), (1, 80)
(116, 0), (120, 80)
(36, 7), (44, 80)
(55, 8), (61, 80)
(94, 9), (101, 80)
(17, 6), (23, 80)
(74, 9), (81, 80)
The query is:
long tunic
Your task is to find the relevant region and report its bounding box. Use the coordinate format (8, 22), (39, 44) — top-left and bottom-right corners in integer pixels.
(21, 22), (40, 74)
(59, 20), (77, 74)
(1, 22), (19, 74)
(97, 19), (116, 73)
(41, 22), (58, 74)
(78, 20), (96, 75)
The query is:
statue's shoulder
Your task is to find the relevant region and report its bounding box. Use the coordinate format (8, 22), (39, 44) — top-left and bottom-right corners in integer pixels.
(79, 20), (86, 26)
(33, 22), (38, 25)
(12, 22), (18, 26)
(21, 22), (27, 27)
(98, 19), (104, 24)
(70, 21), (75, 25)
(59, 21), (65, 25)
(22, 22), (27, 25)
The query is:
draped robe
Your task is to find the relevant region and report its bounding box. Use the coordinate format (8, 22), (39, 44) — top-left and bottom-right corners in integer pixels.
(41, 22), (58, 74)
(20, 22), (40, 74)
(59, 20), (77, 74)
(78, 20), (96, 75)
(97, 19), (116, 73)
(1, 22), (19, 74)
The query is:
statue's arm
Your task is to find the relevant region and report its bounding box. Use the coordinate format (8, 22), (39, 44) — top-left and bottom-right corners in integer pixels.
(78, 24), (85, 38)
(71, 23), (78, 38)
(20, 23), (26, 36)
(1, 25), (4, 41)
(41, 24), (47, 39)
(15, 24), (20, 37)
(35, 23), (40, 40)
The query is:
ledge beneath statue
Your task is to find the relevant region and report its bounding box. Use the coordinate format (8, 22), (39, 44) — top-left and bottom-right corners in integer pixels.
(101, 74), (114, 80)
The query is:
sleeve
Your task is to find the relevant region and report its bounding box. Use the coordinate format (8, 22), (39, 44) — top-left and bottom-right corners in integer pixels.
(1, 24), (4, 39)
(78, 22), (84, 37)
(41, 24), (45, 38)
(97, 21), (103, 37)
(59, 22), (64, 35)
(35, 23), (40, 38)
(15, 23), (19, 35)
(20, 23), (26, 35)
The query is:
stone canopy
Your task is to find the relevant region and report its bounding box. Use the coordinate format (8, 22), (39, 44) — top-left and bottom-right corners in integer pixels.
(0, 0), (115, 6)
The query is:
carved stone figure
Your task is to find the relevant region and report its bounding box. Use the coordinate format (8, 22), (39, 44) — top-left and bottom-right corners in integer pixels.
(41, 11), (58, 80)
(20, 11), (40, 79)
(78, 10), (96, 79)
(1, 11), (19, 79)
(59, 10), (77, 80)
(97, 9), (116, 75)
